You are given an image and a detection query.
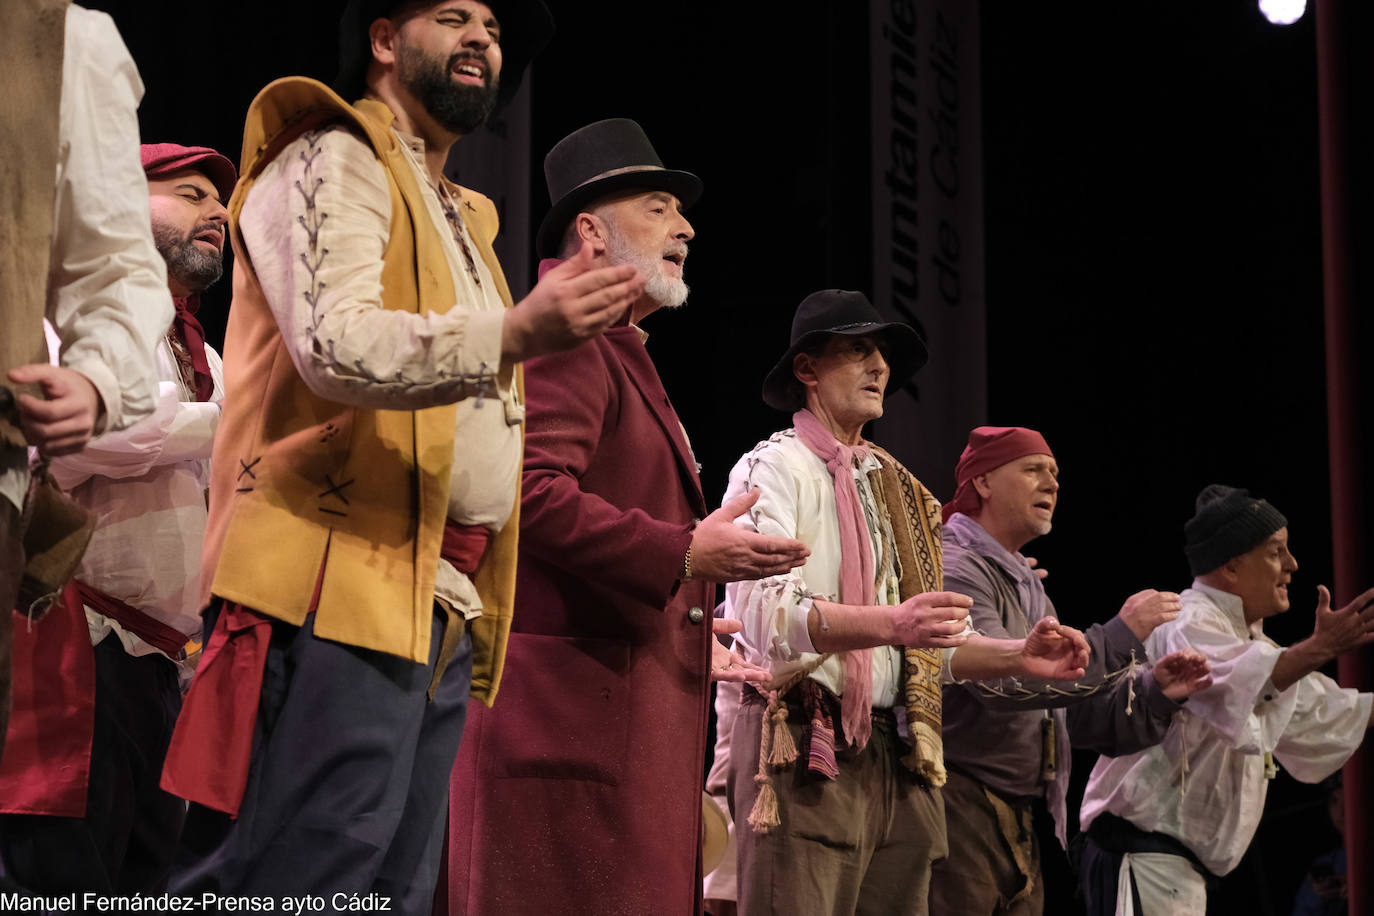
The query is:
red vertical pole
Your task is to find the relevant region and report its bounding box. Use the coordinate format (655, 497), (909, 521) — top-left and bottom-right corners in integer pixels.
(1314, 2), (1374, 914)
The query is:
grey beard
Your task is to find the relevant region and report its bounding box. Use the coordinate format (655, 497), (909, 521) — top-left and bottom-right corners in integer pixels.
(153, 222), (222, 294)
(398, 45), (498, 135)
(603, 225), (689, 310)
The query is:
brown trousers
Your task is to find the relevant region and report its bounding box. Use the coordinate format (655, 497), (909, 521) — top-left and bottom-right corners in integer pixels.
(927, 769), (1044, 916)
(730, 696), (947, 916)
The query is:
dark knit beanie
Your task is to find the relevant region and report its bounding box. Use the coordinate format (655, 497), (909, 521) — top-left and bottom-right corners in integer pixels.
(1184, 484), (1288, 576)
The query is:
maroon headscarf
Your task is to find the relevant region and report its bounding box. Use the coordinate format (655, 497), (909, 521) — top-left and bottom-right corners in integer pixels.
(942, 426), (1054, 523)
(141, 143), (237, 403)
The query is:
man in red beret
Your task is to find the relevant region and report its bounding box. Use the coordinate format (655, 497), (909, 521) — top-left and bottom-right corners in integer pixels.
(928, 427), (1211, 916)
(0, 144), (235, 894)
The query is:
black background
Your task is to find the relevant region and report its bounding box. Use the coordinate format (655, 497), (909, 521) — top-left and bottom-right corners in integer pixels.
(88, 1), (1349, 911)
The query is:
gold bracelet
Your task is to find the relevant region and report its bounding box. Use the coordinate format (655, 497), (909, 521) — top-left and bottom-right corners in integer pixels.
(682, 543), (693, 581)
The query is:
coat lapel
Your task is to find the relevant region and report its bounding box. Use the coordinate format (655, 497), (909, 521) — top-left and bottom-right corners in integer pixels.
(602, 328), (706, 515)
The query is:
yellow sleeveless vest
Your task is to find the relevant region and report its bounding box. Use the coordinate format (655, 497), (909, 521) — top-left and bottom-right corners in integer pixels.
(203, 77), (519, 702)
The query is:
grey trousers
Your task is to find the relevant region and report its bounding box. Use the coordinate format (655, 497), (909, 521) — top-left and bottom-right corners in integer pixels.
(927, 769), (1044, 916)
(730, 695), (947, 916)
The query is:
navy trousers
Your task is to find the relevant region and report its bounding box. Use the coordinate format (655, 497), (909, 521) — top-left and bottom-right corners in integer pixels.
(172, 604), (471, 915)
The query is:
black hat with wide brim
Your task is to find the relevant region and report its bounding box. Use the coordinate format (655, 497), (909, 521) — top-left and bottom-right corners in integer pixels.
(761, 289), (929, 412)
(536, 118), (703, 258)
(334, 0), (554, 112)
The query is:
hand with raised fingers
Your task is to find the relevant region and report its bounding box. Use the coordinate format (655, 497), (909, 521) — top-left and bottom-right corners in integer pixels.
(709, 618), (771, 684)
(502, 239), (646, 362)
(690, 489), (810, 583)
(1152, 648), (1213, 701)
(1311, 584), (1374, 657)
(1025, 556), (1049, 581)
(1118, 589), (1182, 642)
(7, 363), (103, 457)
(888, 591), (972, 649)
(1020, 617), (1091, 681)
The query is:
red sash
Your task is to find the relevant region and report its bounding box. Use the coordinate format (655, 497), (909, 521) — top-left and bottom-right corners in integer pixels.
(70, 580), (189, 658)
(0, 585), (97, 816)
(159, 522), (490, 816)
(441, 520), (491, 575)
(159, 601), (272, 816)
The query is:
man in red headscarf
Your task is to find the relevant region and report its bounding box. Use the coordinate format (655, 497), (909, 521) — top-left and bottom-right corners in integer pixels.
(0, 144), (235, 894)
(928, 427), (1211, 916)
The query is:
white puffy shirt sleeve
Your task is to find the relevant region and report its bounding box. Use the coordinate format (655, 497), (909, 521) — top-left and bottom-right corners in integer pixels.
(1273, 671), (1371, 783)
(49, 8), (172, 433)
(238, 125), (506, 411)
(44, 323), (222, 490)
(1152, 594), (1295, 754)
(724, 444), (821, 668)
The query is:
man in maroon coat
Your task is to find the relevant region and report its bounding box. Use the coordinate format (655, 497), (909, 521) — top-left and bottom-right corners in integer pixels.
(445, 119), (806, 915)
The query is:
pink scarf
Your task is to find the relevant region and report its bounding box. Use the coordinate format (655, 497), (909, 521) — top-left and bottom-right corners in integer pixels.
(792, 409), (876, 749)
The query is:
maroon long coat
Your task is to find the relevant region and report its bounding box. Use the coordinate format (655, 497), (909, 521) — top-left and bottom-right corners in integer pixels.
(446, 312), (715, 915)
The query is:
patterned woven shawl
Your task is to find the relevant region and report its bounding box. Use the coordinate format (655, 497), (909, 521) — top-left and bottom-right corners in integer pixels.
(867, 444), (947, 787)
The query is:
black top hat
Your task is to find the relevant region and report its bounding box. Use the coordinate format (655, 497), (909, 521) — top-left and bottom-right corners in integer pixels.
(761, 290), (929, 412)
(536, 118), (703, 258)
(334, 0), (554, 112)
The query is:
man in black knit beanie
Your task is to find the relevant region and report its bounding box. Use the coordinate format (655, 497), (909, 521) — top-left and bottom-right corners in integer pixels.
(1076, 484), (1374, 916)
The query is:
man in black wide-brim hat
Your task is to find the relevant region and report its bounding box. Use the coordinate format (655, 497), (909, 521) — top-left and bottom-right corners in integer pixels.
(161, 2), (649, 905)
(713, 290), (1096, 915)
(444, 117), (810, 915)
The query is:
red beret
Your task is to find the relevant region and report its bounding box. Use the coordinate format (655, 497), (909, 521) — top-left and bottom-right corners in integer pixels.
(942, 426), (1054, 523)
(140, 143), (237, 203)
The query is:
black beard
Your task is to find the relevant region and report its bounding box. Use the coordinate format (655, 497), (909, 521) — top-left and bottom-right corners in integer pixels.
(398, 45), (499, 135)
(153, 221), (223, 294)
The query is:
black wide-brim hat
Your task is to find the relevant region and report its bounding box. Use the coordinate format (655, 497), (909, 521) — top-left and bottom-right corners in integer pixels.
(761, 289), (929, 412)
(334, 0), (554, 111)
(536, 118), (703, 258)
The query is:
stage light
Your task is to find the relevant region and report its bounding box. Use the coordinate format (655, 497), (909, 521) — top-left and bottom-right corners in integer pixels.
(1259, 0), (1306, 25)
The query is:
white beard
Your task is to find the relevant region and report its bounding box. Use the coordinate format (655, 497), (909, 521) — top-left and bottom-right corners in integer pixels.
(604, 223), (689, 309)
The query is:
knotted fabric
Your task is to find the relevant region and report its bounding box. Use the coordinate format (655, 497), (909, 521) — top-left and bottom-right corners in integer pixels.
(792, 408), (876, 749)
(171, 295), (215, 402)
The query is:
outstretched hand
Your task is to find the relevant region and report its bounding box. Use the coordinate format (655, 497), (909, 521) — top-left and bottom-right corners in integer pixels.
(7, 363), (103, 456)
(1311, 584), (1374, 657)
(502, 240), (646, 362)
(691, 489), (810, 583)
(1118, 589), (1182, 642)
(1019, 617), (1090, 681)
(888, 591), (972, 649)
(709, 618), (770, 684)
(1025, 556), (1048, 581)
(1152, 648), (1213, 701)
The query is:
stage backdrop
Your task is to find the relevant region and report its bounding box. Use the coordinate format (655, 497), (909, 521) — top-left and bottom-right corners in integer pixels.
(868, 0), (985, 490)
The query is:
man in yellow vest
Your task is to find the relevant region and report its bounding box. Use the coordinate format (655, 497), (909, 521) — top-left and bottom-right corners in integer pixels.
(161, 1), (644, 906)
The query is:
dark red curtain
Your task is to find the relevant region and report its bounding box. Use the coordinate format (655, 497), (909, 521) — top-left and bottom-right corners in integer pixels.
(1315, 3), (1374, 915)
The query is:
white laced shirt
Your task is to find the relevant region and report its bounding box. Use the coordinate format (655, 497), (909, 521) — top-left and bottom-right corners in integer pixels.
(1080, 581), (1371, 876)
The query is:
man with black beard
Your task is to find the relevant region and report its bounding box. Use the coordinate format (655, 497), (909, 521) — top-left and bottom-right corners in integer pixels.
(159, 1), (650, 907)
(0, 144), (234, 894)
